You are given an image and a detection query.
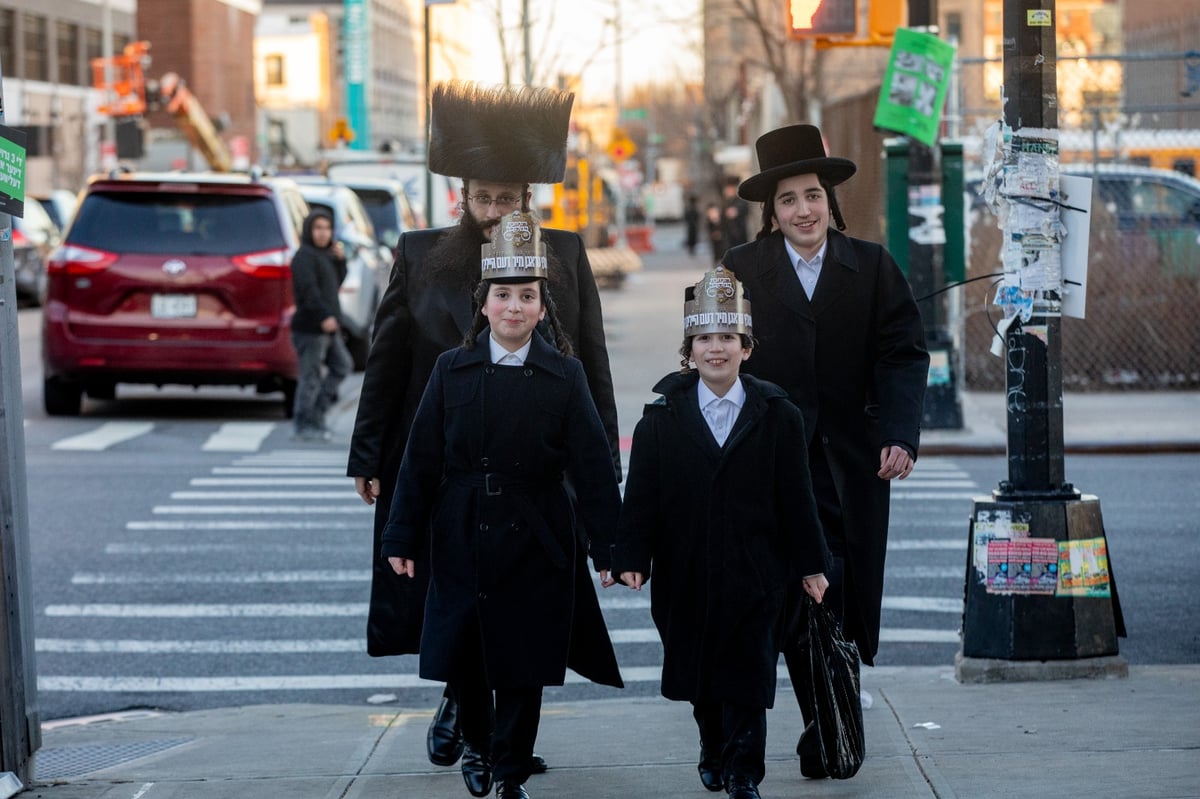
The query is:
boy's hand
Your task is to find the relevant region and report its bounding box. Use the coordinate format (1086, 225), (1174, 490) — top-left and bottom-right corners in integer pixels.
(803, 573), (829, 603)
(598, 569), (615, 588)
(388, 557), (414, 578)
(620, 571), (644, 590)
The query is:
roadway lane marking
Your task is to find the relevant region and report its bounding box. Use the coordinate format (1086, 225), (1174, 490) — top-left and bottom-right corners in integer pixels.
(169, 490), (358, 500)
(210, 467), (347, 475)
(201, 422), (275, 452)
(895, 480), (978, 488)
(126, 520), (362, 531)
(51, 422), (154, 451)
(886, 566), (963, 579)
(882, 596), (962, 613)
(152, 505), (370, 514)
(106, 543), (361, 555)
(70, 570), (370, 585)
(890, 492), (980, 500)
(879, 628), (960, 643)
(888, 538), (967, 550)
(43, 603), (370, 618)
(36, 638), (367, 654)
(189, 478), (351, 486)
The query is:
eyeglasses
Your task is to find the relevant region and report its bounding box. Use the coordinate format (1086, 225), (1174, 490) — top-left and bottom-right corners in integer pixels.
(467, 193), (522, 211)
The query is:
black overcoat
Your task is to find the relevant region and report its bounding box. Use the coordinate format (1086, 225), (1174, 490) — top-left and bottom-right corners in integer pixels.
(613, 372), (830, 708)
(723, 229), (929, 664)
(381, 330), (623, 690)
(347, 226), (619, 656)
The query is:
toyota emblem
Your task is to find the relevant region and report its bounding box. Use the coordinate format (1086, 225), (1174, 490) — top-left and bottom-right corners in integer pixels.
(162, 259), (187, 276)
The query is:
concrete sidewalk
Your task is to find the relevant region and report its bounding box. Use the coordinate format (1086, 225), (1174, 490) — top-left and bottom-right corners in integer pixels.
(24, 665), (1199, 798)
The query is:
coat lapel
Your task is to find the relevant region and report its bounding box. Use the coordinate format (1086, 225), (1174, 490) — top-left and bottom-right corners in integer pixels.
(809, 230), (860, 318)
(755, 233), (814, 322)
(675, 382), (723, 460)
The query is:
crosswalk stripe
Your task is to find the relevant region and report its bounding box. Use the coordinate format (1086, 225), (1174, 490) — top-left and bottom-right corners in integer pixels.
(882, 596), (961, 613)
(152, 505), (370, 514)
(44, 603), (370, 618)
(169, 490), (358, 500)
(105, 543), (361, 555)
(887, 566), (963, 579)
(51, 422), (154, 451)
(879, 628), (960, 643)
(70, 570), (370, 585)
(891, 492), (980, 500)
(888, 538), (967, 550)
(126, 520), (362, 531)
(201, 423), (276, 452)
(211, 467), (346, 475)
(895, 480), (978, 488)
(190, 478), (350, 486)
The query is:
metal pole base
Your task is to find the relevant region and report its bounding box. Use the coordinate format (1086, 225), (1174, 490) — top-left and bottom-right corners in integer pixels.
(955, 652), (1129, 684)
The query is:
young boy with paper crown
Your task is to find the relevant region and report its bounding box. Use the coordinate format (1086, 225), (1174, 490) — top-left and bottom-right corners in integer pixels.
(614, 266), (831, 799)
(382, 210), (623, 799)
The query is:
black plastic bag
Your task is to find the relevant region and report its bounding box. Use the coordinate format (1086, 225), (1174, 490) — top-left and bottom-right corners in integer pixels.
(799, 595), (865, 779)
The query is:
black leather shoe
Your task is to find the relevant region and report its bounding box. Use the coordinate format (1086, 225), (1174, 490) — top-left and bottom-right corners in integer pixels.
(529, 753), (548, 774)
(698, 750), (722, 792)
(796, 722), (828, 779)
(427, 695), (465, 767)
(496, 781), (531, 799)
(460, 743), (493, 797)
(725, 777), (761, 799)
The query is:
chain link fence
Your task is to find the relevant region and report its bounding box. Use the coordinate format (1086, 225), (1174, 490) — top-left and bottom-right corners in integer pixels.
(958, 51), (1200, 391)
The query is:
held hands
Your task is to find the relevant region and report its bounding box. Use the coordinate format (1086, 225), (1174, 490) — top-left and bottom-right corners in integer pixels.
(803, 573), (829, 604)
(321, 315), (340, 334)
(354, 477), (380, 505)
(620, 571), (645, 590)
(598, 570), (616, 588)
(878, 445), (914, 481)
(388, 557), (415, 578)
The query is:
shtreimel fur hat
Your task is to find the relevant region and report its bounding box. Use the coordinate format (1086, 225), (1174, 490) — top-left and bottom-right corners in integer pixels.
(428, 81), (575, 184)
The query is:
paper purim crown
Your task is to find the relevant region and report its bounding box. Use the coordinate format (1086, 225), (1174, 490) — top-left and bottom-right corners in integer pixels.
(481, 211), (548, 281)
(683, 266), (752, 336)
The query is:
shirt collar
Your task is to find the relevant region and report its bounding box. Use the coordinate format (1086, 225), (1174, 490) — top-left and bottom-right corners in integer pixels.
(489, 334), (533, 364)
(783, 237), (827, 271)
(697, 375), (746, 410)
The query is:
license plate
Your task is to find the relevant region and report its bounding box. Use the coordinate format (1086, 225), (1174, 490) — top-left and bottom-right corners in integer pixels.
(151, 294), (198, 318)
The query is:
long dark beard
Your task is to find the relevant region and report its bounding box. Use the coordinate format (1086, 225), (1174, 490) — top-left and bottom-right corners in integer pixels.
(424, 211), (569, 299)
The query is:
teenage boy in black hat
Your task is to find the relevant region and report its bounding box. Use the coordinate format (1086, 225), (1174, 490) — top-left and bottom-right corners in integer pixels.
(346, 82), (621, 784)
(614, 266), (830, 799)
(721, 123), (929, 778)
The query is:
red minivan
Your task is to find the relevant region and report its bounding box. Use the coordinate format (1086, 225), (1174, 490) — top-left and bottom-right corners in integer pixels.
(42, 172), (309, 416)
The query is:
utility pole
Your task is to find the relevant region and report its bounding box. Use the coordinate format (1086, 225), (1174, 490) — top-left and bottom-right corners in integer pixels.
(0, 60), (41, 793)
(612, 0), (627, 249)
(956, 0), (1125, 682)
(521, 0), (533, 86)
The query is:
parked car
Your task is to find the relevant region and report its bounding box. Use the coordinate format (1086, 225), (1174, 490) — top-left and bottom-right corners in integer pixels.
(11, 196), (62, 306)
(33, 189), (80, 234)
(338, 176), (425, 249)
(292, 180), (388, 370)
(42, 171), (309, 416)
(326, 156), (462, 228)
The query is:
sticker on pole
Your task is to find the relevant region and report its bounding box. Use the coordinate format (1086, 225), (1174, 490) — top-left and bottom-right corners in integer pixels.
(874, 28), (956, 147)
(0, 124), (27, 218)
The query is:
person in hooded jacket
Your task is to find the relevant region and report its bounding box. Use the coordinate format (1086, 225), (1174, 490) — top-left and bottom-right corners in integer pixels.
(614, 266), (830, 799)
(381, 211), (623, 799)
(290, 208), (352, 440)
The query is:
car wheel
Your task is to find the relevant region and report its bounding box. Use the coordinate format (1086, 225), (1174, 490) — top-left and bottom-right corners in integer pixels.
(87, 382), (117, 401)
(44, 377), (83, 416)
(281, 379), (297, 419)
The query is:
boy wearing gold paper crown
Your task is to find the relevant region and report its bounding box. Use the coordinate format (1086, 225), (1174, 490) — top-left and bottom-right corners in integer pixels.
(381, 211), (622, 799)
(614, 267), (830, 799)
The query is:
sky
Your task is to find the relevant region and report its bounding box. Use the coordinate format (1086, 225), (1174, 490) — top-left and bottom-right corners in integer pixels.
(467, 0), (704, 104)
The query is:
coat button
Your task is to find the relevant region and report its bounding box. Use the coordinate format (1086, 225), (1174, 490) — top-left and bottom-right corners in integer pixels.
(523, 368), (533, 377)
(821, 435), (830, 445)
(481, 457), (490, 467)
(485, 366), (495, 375)
(480, 523), (488, 532)
(479, 592), (487, 600)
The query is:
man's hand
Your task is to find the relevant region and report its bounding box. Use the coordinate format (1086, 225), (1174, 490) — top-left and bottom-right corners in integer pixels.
(599, 569), (615, 588)
(803, 573), (829, 603)
(878, 445), (914, 480)
(388, 557), (414, 578)
(321, 315), (340, 334)
(355, 476), (380, 505)
(331, 241), (346, 260)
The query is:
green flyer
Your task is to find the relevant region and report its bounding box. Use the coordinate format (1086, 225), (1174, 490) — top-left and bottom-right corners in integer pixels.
(874, 28), (956, 147)
(0, 124), (27, 217)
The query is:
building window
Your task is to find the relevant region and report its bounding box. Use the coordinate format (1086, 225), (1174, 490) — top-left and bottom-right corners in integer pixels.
(266, 54), (285, 86)
(0, 10), (14, 76)
(23, 13), (49, 81)
(57, 21), (80, 85)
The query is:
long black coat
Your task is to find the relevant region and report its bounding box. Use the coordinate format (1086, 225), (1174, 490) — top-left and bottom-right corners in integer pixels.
(347, 226), (619, 656)
(381, 330), (623, 689)
(723, 229), (929, 664)
(613, 372), (830, 708)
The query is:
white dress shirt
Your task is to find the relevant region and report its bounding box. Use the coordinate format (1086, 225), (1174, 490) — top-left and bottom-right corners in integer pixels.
(697, 377), (746, 447)
(784, 238), (828, 300)
(489, 335), (532, 365)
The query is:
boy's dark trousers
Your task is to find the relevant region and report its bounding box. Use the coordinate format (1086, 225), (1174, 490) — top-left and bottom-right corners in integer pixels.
(450, 622), (543, 786)
(692, 701), (767, 787)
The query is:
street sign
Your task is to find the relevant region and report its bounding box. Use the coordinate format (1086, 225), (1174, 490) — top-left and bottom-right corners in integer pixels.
(608, 133), (637, 163)
(0, 125), (26, 218)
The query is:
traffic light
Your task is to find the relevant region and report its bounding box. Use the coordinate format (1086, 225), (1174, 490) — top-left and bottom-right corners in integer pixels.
(788, 0), (857, 38)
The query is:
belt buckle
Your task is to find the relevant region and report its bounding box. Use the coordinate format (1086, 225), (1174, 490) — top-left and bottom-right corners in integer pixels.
(484, 473), (502, 496)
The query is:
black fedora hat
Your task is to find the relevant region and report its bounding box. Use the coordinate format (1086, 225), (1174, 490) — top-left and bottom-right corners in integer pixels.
(738, 124), (857, 202)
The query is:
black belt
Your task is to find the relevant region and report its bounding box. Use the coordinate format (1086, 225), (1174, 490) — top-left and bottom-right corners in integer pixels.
(447, 471), (559, 497)
(445, 471), (567, 568)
